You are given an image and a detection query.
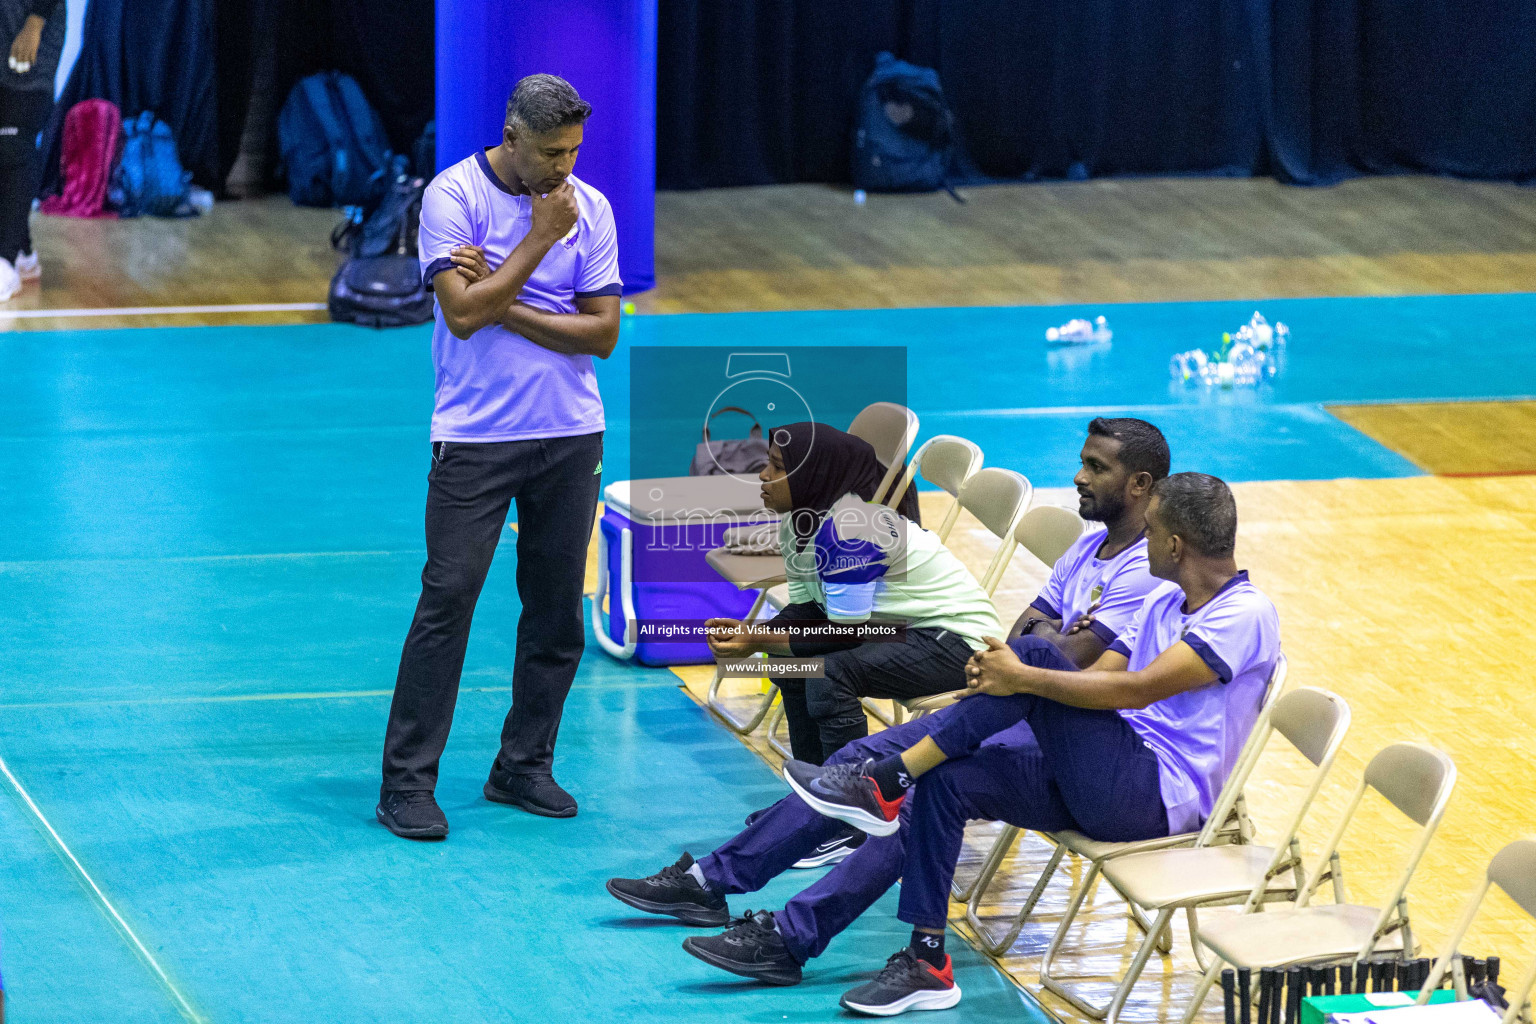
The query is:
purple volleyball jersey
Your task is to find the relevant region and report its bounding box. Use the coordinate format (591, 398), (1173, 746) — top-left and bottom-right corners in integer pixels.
(1032, 526), (1159, 647)
(1109, 572), (1282, 834)
(417, 151), (622, 442)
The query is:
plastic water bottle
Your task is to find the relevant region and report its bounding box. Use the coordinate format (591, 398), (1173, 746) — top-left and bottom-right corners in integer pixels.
(1047, 315), (1112, 344)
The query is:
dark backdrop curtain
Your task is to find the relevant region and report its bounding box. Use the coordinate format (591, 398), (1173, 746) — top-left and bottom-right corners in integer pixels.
(45, 0), (432, 197)
(658, 0), (1536, 190)
(41, 0), (218, 193)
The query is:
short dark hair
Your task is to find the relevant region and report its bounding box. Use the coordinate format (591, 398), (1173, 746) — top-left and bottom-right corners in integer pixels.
(1152, 473), (1237, 558)
(1087, 417), (1171, 481)
(505, 74), (592, 135)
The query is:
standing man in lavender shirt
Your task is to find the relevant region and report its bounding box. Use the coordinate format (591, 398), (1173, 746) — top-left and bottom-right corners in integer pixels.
(378, 74), (623, 840)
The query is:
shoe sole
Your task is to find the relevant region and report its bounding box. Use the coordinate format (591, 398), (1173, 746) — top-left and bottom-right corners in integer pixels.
(840, 983), (962, 1016)
(603, 880), (729, 927)
(681, 937), (801, 986)
(792, 845), (857, 869)
(375, 805), (448, 840)
(783, 772), (900, 837)
(483, 782), (578, 818)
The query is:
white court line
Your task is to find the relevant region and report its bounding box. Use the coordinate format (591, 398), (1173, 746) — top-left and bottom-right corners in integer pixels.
(0, 753), (206, 1023)
(0, 302), (327, 320)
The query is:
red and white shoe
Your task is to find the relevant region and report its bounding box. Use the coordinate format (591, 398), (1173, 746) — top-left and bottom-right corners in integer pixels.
(782, 758), (904, 837)
(840, 950), (962, 1016)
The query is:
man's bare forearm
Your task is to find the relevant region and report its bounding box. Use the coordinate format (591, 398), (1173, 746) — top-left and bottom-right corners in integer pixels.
(501, 304), (618, 357)
(442, 233), (556, 337)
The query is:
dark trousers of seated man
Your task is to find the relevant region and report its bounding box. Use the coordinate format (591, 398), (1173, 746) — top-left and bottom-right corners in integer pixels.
(697, 635), (1170, 964)
(766, 601), (975, 765)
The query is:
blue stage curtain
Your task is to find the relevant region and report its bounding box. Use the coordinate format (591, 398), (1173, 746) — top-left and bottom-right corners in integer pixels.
(41, 0), (219, 193)
(658, 0), (1536, 189)
(436, 0), (656, 292)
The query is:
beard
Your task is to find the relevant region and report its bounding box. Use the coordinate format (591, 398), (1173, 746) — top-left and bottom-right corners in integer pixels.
(1079, 491), (1125, 524)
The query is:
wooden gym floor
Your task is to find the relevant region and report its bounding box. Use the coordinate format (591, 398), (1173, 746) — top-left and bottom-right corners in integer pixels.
(7, 174), (1536, 1022)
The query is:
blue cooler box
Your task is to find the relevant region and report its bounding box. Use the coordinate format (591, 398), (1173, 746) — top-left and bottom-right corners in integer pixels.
(593, 475), (772, 666)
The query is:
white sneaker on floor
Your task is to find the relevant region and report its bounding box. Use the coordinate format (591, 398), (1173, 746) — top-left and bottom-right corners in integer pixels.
(0, 258), (20, 303)
(14, 251), (40, 281)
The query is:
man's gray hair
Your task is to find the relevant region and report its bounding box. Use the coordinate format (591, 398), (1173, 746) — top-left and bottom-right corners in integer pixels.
(1152, 472), (1238, 558)
(505, 74), (592, 135)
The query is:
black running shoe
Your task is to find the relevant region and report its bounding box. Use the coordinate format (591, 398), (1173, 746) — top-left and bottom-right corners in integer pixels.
(682, 909), (802, 986)
(484, 763), (577, 818)
(792, 826), (866, 868)
(782, 758), (903, 836)
(840, 949), (961, 1016)
(606, 853), (730, 927)
(376, 789), (449, 840)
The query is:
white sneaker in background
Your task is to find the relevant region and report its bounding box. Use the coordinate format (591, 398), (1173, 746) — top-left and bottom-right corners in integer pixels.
(0, 258), (20, 302)
(14, 251), (40, 282)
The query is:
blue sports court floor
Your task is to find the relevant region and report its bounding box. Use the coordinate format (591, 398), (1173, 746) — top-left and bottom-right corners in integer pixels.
(4, 293), (1536, 1022)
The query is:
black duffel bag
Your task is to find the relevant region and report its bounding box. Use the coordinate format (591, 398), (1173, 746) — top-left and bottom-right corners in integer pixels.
(328, 255), (433, 327)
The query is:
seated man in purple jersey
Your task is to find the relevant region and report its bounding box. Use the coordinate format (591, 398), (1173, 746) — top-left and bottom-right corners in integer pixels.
(604, 426), (1205, 1004)
(776, 472), (1281, 1015)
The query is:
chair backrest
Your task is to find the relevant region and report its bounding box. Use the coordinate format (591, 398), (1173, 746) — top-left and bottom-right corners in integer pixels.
(1297, 741), (1457, 959)
(888, 435), (983, 541)
(1490, 836), (1536, 918)
(1418, 837), (1536, 1022)
(1363, 742), (1457, 826)
(1015, 504), (1085, 569)
(1202, 678), (1348, 855)
(1208, 684), (1353, 916)
(847, 402), (919, 506)
(956, 467), (1032, 595)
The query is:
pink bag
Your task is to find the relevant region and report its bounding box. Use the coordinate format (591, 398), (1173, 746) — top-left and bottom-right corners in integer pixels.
(40, 99), (122, 219)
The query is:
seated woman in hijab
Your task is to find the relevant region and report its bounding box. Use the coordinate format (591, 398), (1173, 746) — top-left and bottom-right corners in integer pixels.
(705, 422), (1003, 768)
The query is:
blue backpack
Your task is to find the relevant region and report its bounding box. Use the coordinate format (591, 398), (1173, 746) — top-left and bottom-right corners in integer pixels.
(278, 71), (396, 208)
(852, 52), (957, 196)
(110, 111), (192, 218)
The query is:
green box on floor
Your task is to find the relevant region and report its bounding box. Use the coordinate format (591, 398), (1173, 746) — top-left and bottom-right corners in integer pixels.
(1301, 989), (1459, 1024)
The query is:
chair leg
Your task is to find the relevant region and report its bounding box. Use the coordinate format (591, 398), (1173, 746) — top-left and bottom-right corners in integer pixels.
(1039, 859), (1113, 1012)
(1102, 908), (1178, 1024)
(766, 702), (792, 760)
(965, 830), (1066, 957)
(862, 697), (898, 728)
(705, 666), (779, 734)
(704, 589), (773, 733)
(1180, 956), (1228, 1024)
(1187, 907), (1214, 973)
(952, 822), (1004, 902)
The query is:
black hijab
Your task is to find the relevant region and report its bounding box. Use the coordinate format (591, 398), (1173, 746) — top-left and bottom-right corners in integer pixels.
(772, 422), (922, 550)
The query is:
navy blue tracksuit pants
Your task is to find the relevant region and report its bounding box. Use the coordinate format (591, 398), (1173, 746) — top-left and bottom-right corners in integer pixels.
(697, 636), (1170, 962)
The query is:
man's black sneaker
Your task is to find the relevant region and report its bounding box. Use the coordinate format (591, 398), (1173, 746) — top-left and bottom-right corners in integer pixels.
(483, 764), (577, 818)
(783, 758), (903, 837)
(792, 825), (867, 868)
(682, 909), (802, 986)
(605, 853), (730, 927)
(376, 789), (449, 840)
(840, 949), (961, 1016)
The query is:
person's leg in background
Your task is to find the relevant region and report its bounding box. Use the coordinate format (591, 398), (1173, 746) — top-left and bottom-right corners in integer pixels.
(487, 431), (603, 816)
(379, 441), (522, 837)
(0, 86), (53, 281)
(758, 602), (833, 764)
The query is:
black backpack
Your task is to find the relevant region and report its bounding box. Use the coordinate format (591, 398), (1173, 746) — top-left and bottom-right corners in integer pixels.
(328, 175), (433, 328)
(852, 52), (962, 200)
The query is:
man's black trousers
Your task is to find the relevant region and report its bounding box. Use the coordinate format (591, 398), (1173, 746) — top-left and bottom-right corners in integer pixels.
(382, 433), (603, 793)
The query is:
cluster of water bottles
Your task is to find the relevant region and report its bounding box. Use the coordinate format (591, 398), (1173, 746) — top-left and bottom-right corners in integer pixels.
(1171, 312), (1290, 388)
(1045, 315), (1113, 344)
